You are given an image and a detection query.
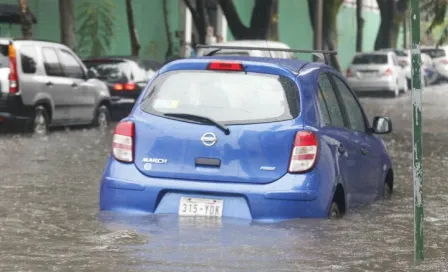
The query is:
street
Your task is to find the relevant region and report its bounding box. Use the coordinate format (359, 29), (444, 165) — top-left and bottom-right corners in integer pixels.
(1, 85), (448, 271)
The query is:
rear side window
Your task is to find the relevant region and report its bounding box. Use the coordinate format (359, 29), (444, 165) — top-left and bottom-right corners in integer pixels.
(421, 48), (446, 58)
(84, 60), (132, 82)
(318, 74), (345, 128)
(352, 54), (388, 65)
(42, 47), (63, 77)
(141, 71), (300, 125)
(58, 49), (84, 79)
(20, 45), (38, 74)
(0, 45), (8, 68)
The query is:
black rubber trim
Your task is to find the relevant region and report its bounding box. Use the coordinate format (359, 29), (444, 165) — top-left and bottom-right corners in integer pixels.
(195, 157), (221, 167)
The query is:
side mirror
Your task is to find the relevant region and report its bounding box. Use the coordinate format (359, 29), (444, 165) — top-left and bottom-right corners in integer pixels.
(372, 116), (392, 134)
(86, 69), (99, 79)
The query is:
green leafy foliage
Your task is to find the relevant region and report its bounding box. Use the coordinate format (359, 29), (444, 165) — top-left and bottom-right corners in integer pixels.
(421, 0), (448, 46)
(75, 0), (117, 56)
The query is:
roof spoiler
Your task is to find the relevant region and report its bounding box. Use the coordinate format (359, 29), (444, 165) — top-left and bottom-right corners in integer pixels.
(196, 44), (337, 66)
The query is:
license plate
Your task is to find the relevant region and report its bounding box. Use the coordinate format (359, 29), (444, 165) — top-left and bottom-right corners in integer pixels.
(361, 72), (377, 77)
(178, 197), (224, 217)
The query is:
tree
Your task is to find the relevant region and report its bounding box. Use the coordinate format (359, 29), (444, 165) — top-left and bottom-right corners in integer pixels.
(374, 0), (409, 50)
(59, 0), (76, 50)
(163, 0), (174, 59)
(421, 0), (448, 46)
(356, 0), (364, 52)
(267, 0), (279, 41)
(126, 0), (140, 56)
(218, 0), (274, 40)
(76, 0), (116, 57)
(308, 0), (343, 72)
(18, 0), (33, 40)
(183, 0), (211, 44)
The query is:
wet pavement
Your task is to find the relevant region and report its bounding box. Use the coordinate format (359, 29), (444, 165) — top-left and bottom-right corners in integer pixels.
(1, 85), (448, 271)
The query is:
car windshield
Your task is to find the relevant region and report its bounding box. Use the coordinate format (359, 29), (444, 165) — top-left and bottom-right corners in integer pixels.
(141, 70), (300, 125)
(0, 44), (8, 68)
(421, 48), (446, 58)
(83, 60), (132, 82)
(352, 54), (388, 64)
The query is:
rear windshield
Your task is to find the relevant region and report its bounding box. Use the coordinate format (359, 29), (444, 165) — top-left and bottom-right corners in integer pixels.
(352, 54), (388, 64)
(0, 45), (8, 68)
(141, 71), (300, 125)
(421, 48), (446, 58)
(83, 60), (132, 82)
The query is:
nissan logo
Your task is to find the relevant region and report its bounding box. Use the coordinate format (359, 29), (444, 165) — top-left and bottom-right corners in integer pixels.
(201, 132), (217, 147)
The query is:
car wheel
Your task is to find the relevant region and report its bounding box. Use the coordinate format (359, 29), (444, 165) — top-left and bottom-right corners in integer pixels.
(328, 201), (341, 219)
(31, 105), (49, 135)
(383, 181), (392, 200)
(393, 84), (400, 97)
(93, 105), (110, 131)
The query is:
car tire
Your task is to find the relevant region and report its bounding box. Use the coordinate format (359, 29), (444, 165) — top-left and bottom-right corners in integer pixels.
(93, 105), (110, 131)
(393, 84), (400, 97)
(383, 180), (392, 200)
(29, 105), (50, 135)
(328, 201), (342, 220)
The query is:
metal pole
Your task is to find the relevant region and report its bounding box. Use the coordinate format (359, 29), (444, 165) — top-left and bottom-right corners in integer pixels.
(313, 0), (323, 61)
(410, 0), (423, 261)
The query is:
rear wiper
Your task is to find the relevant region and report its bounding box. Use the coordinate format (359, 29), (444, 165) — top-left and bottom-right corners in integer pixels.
(163, 113), (230, 135)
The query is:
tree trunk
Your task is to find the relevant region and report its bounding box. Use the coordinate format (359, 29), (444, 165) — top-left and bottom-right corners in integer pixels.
(163, 0), (173, 58)
(267, 0), (279, 40)
(126, 0), (140, 56)
(374, 0), (409, 50)
(183, 0), (209, 44)
(18, 0), (33, 40)
(356, 0), (364, 52)
(59, 0), (76, 50)
(218, 0), (273, 39)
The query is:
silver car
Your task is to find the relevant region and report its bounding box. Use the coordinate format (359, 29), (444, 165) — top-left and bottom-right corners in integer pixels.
(0, 38), (111, 134)
(346, 51), (408, 97)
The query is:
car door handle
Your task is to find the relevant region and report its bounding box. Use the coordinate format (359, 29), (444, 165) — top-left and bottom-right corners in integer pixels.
(337, 144), (345, 154)
(71, 82), (78, 88)
(46, 81), (53, 86)
(360, 148), (368, 155)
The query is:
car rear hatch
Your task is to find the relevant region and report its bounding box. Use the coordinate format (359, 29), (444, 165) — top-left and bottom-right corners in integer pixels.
(347, 54), (391, 78)
(129, 60), (301, 184)
(83, 59), (147, 100)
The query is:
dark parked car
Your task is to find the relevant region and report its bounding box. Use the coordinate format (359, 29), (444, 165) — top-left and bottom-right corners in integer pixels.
(82, 56), (162, 105)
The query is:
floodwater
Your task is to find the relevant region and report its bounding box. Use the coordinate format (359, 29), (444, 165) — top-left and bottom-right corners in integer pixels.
(1, 85), (448, 271)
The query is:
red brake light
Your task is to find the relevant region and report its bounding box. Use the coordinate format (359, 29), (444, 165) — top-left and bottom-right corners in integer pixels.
(112, 121), (134, 162)
(8, 43), (18, 94)
(113, 83), (124, 91)
(124, 82), (136, 91)
(346, 68), (353, 77)
(208, 61), (244, 71)
(288, 131), (318, 173)
(441, 59), (448, 64)
(384, 67), (393, 76)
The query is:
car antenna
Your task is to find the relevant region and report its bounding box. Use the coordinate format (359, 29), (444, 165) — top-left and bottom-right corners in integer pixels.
(265, 40), (273, 58)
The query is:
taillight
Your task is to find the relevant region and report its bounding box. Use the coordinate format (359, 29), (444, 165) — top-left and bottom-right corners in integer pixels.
(112, 121), (134, 162)
(346, 68), (353, 77)
(384, 67), (393, 76)
(207, 61), (244, 71)
(113, 83), (124, 91)
(124, 82), (136, 91)
(441, 59), (448, 64)
(288, 131), (318, 173)
(8, 43), (18, 94)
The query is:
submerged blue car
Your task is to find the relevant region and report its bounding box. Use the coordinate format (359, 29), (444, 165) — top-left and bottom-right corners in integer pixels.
(99, 47), (394, 221)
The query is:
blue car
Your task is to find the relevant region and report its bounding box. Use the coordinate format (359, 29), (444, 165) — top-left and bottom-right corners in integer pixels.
(99, 49), (394, 221)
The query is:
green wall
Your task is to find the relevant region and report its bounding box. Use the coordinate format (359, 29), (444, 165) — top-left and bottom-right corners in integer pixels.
(0, 0), (404, 69)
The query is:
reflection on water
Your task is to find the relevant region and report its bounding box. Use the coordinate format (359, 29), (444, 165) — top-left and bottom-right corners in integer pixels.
(2, 86), (448, 271)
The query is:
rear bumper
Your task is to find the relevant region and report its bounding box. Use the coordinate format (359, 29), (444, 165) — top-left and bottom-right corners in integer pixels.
(99, 157), (331, 221)
(347, 76), (396, 92)
(0, 94), (31, 126)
